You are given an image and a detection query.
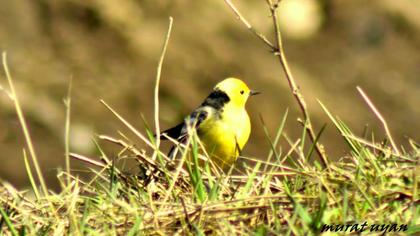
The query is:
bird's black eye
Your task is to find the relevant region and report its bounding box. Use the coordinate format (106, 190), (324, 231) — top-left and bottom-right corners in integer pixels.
(240, 90), (244, 95)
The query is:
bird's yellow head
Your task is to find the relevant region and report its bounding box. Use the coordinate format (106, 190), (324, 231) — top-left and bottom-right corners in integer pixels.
(214, 78), (258, 107)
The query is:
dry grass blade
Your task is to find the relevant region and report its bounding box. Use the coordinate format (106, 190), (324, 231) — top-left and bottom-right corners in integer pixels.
(357, 86), (400, 155)
(153, 17), (173, 161)
(98, 135), (160, 170)
(64, 78), (72, 186)
(1, 52), (49, 198)
(70, 153), (106, 168)
(100, 99), (171, 163)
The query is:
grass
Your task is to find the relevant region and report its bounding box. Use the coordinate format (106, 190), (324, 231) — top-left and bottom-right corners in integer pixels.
(0, 15), (419, 235)
(0, 64), (419, 235)
(0, 109), (418, 235)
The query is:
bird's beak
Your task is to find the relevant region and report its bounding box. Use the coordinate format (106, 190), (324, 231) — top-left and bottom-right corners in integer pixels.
(250, 90), (261, 96)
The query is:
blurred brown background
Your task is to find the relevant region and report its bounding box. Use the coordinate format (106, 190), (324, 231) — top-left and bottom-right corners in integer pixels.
(0, 0), (419, 190)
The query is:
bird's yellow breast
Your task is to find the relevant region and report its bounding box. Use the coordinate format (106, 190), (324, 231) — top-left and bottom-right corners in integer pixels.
(198, 105), (251, 169)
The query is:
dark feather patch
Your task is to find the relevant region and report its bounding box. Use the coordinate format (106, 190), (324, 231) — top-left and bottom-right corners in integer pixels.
(201, 89), (230, 110)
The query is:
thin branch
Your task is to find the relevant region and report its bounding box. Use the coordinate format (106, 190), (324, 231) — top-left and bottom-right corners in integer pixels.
(223, 0), (276, 49)
(223, 0), (329, 168)
(265, 0), (328, 168)
(356, 86), (400, 155)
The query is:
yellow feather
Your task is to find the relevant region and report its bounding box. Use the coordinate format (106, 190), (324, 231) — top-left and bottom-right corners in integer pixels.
(199, 103), (251, 169)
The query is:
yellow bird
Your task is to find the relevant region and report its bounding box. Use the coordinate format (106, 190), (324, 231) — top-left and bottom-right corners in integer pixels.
(160, 78), (259, 170)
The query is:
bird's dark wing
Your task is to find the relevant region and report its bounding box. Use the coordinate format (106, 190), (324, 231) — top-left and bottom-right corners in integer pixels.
(161, 89), (228, 140)
(160, 109), (209, 140)
(161, 109), (209, 159)
(161, 89), (229, 159)
(160, 122), (184, 140)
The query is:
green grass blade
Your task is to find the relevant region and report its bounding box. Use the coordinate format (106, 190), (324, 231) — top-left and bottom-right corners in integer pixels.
(0, 207), (18, 236)
(262, 109), (288, 172)
(238, 162), (261, 198)
(306, 123), (327, 162)
(190, 134), (206, 203)
(126, 217), (142, 236)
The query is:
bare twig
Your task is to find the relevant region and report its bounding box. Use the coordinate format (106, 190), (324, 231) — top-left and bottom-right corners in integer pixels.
(223, 0), (329, 168)
(356, 86), (400, 155)
(265, 0), (328, 167)
(223, 0), (276, 49)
